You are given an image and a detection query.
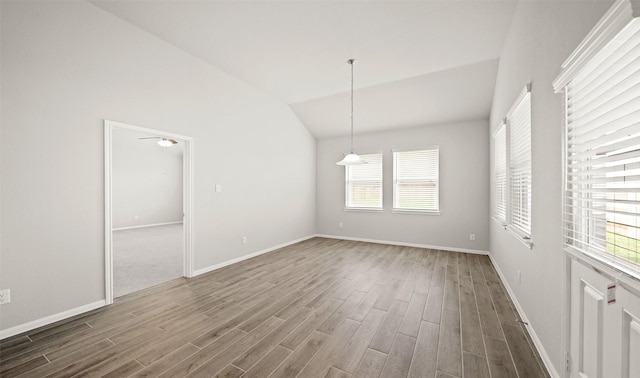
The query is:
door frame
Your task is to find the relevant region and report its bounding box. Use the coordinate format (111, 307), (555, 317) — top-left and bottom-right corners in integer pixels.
(104, 120), (194, 305)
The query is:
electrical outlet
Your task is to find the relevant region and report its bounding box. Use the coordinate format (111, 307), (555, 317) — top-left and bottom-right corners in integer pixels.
(242, 236), (247, 245)
(470, 234), (476, 241)
(339, 222), (344, 229)
(0, 289), (10, 305)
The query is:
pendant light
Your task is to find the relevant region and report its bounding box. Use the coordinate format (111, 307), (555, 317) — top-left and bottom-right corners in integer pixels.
(337, 59), (367, 165)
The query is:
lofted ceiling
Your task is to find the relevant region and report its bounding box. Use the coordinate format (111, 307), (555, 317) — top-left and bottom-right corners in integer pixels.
(91, 0), (518, 139)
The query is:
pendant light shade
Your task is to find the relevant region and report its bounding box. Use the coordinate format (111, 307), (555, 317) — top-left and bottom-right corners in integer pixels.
(336, 59), (367, 166)
(337, 153), (367, 165)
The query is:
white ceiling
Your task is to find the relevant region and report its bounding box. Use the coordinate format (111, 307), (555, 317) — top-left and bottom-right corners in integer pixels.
(91, 0), (518, 139)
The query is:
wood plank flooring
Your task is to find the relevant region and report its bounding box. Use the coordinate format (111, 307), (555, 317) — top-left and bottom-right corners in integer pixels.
(0, 238), (549, 377)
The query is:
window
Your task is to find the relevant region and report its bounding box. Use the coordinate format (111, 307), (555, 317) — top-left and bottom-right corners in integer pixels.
(345, 153), (382, 209)
(508, 86), (532, 237)
(393, 147), (439, 213)
(556, 16), (640, 276)
(494, 123), (507, 222)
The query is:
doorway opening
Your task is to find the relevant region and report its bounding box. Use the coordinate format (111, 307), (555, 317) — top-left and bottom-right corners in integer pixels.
(104, 120), (194, 304)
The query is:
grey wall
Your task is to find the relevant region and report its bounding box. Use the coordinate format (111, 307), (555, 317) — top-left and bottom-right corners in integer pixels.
(112, 130), (183, 229)
(488, 1), (613, 375)
(317, 120), (489, 252)
(0, 1), (316, 332)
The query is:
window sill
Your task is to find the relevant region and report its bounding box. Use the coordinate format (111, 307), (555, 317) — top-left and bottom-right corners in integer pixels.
(506, 225), (533, 249)
(392, 209), (441, 215)
(492, 216), (507, 228)
(344, 207), (384, 213)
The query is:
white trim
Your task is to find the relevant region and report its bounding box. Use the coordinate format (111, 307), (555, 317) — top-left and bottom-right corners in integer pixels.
(183, 138), (194, 278)
(506, 83), (532, 119)
(506, 225), (534, 249)
(561, 86), (571, 378)
(0, 300), (105, 340)
(0, 235), (314, 340)
(343, 207), (384, 213)
(391, 209), (441, 215)
(488, 255), (559, 378)
(315, 234), (489, 255)
(492, 216), (508, 229)
(104, 124), (113, 305)
(112, 221), (183, 231)
(391, 145), (439, 153)
(492, 118), (508, 137)
(104, 120), (195, 304)
(194, 234), (489, 279)
(553, 0), (640, 92)
(506, 85), (532, 239)
(193, 235), (317, 277)
(392, 146), (440, 213)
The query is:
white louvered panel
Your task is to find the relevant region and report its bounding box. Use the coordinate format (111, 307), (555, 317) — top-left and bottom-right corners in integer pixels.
(509, 90), (532, 235)
(345, 153), (383, 209)
(393, 147), (439, 212)
(564, 17), (640, 276)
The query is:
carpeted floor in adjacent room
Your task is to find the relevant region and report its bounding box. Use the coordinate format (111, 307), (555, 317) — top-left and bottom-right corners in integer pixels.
(113, 223), (183, 298)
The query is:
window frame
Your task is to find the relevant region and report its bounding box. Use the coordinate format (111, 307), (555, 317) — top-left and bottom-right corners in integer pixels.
(554, 4), (640, 278)
(344, 152), (384, 212)
(392, 146), (440, 215)
(506, 84), (533, 241)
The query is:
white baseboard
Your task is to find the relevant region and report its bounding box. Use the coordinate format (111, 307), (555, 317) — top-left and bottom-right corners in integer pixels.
(0, 300), (106, 340)
(488, 255), (559, 378)
(0, 234), (483, 341)
(315, 234), (489, 255)
(113, 221), (183, 231)
(193, 234), (317, 277)
(0, 235), (316, 341)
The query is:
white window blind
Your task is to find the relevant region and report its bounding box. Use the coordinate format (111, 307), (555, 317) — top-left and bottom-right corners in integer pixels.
(508, 88), (532, 236)
(495, 123), (507, 222)
(393, 147), (439, 212)
(345, 153), (382, 209)
(563, 19), (640, 275)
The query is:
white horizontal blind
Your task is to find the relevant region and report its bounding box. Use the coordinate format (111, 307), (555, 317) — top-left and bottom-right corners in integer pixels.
(495, 124), (507, 221)
(393, 147), (439, 212)
(564, 20), (640, 275)
(509, 90), (532, 235)
(345, 153), (382, 209)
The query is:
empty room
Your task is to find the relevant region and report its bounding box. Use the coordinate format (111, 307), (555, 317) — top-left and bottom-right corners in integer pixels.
(1, 1), (640, 377)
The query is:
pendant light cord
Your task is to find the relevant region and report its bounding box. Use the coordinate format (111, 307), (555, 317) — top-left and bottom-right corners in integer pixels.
(350, 59), (355, 153)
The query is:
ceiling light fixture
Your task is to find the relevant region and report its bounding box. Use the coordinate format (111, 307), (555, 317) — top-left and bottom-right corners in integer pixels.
(337, 59), (367, 165)
(139, 136), (178, 147)
(157, 138), (177, 147)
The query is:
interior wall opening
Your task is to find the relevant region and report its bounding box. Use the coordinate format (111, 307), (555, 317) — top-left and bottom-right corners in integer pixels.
(104, 120), (194, 304)
(111, 129), (184, 298)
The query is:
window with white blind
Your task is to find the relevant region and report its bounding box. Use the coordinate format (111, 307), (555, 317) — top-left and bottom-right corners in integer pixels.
(556, 16), (640, 276)
(393, 147), (439, 213)
(508, 86), (532, 237)
(345, 153), (383, 210)
(494, 123), (507, 222)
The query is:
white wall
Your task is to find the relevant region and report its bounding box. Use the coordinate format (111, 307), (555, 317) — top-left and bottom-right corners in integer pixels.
(317, 120), (489, 252)
(0, 1), (315, 333)
(112, 130), (183, 229)
(488, 1), (613, 375)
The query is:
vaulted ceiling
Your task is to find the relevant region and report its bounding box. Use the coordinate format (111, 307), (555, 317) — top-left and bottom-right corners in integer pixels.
(91, 1), (518, 139)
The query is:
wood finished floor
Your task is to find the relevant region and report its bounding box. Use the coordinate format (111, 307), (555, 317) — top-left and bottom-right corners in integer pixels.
(0, 238), (549, 378)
